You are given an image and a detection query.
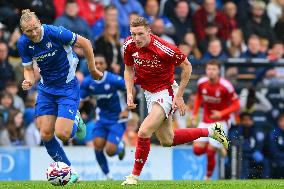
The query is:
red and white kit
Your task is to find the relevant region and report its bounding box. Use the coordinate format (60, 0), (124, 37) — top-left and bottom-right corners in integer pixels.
(123, 34), (186, 117)
(193, 77), (239, 147)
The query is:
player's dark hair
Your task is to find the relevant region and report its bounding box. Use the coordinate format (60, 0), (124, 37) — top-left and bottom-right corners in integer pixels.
(278, 113), (284, 121)
(104, 4), (117, 11)
(20, 9), (39, 27)
(130, 16), (150, 28)
(205, 59), (221, 69)
(240, 112), (252, 120)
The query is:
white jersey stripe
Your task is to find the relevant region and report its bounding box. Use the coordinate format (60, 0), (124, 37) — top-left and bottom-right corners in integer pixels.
(153, 39), (174, 57)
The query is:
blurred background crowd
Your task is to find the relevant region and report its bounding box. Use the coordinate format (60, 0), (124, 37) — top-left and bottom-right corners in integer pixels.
(0, 0), (284, 179)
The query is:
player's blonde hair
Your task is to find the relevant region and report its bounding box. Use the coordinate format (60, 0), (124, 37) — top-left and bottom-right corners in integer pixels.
(130, 16), (150, 28)
(20, 9), (39, 27)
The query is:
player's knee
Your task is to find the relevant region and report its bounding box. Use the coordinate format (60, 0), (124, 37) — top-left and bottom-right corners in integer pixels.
(55, 130), (70, 142)
(94, 143), (105, 151)
(41, 131), (54, 141)
(138, 129), (152, 138)
(160, 138), (173, 147)
(105, 147), (116, 157)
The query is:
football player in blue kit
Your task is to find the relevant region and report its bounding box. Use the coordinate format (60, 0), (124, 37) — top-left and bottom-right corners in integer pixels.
(81, 54), (129, 179)
(17, 9), (103, 184)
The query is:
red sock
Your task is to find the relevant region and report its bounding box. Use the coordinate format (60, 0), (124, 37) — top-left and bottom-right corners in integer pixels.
(193, 145), (207, 156)
(206, 148), (216, 177)
(132, 137), (150, 176)
(172, 128), (208, 146)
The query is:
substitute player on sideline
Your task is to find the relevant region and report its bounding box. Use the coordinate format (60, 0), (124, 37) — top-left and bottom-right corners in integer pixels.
(17, 9), (103, 184)
(192, 60), (240, 180)
(80, 54), (129, 179)
(121, 17), (229, 185)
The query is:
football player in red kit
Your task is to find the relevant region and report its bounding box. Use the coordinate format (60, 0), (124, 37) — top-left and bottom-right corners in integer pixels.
(192, 59), (240, 180)
(121, 17), (229, 185)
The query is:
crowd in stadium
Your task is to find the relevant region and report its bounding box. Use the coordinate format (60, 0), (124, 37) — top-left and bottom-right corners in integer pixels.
(0, 0), (284, 179)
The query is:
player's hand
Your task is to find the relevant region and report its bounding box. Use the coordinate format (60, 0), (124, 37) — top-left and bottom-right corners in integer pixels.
(190, 116), (198, 127)
(127, 93), (137, 109)
(119, 110), (129, 119)
(90, 68), (103, 80)
(22, 80), (33, 90)
(210, 110), (222, 120)
(172, 96), (186, 116)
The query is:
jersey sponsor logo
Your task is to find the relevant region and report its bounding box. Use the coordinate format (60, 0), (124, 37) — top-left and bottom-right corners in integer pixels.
(46, 42), (52, 49)
(94, 94), (113, 100)
(33, 50), (58, 62)
(132, 52), (139, 58)
(135, 158), (144, 163)
(29, 45), (34, 50)
(202, 94), (221, 103)
(215, 89), (220, 97)
(133, 57), (161, 68)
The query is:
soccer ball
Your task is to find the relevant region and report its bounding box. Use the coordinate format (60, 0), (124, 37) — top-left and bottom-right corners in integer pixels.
(46, 162), (71, 186)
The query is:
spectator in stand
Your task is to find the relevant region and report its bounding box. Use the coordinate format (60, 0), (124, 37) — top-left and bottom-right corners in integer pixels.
(178, 43), (200, 66)
(243, 0), (276, 44)
(267, 0), (284, 28)
(151, 18), (175, 45)
(183, 32), (202, 60)
(143, 0), (174, 35)
(0, 1), (20, 33)
(223, 1), (238, 35)
(198, 22), (225, 54)
(0, 92), (14, 125)
(4, 82), (25, 113)
(193, 0), (230, 42)
(170, 0), (193, 44)
(274, 11), (284, 44)
(53, 0), (93, 43)
(24, 92), (36, 127)
(95, 21), (123, 75)
(76, 0), (104, 26)
(241, 35), (266, 59)
(112, 0), (144, 39)
(228, 112), (266, 179)
(24, 0), (56, 24)
(0, 41), (15, 91)
(226, 29), (247, 58)
(53, 0), (67, 17)
(200, 38), (228, 64)
(91, 5), (119, 40)
(6, 109), (25, 146)
(259, 38), (270, 55)
(266, 113), (284, 178)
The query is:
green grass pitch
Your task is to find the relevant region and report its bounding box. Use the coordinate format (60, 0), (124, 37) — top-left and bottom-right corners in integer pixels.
(1, 180), (284, 189)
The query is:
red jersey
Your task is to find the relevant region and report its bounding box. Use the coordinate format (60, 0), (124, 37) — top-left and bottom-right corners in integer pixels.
(194, 77), (239, 123)
(123, 34), (186, 93)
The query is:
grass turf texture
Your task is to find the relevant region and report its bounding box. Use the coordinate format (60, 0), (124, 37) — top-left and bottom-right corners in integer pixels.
(1, 180), (284, 189)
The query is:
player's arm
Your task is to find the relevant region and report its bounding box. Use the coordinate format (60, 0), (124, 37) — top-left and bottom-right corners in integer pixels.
(219, 97), (240, 118)
(74, 35), (103, 80)
(22, 65), (35, 90)
(124, 65), (136, 109)
(173, 58), (192, 116)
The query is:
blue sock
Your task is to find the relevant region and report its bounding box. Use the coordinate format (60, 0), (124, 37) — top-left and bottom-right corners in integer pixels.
(43, 136), (71, 166)
(114, 141), (124, 155)
(95, 150), (109, 175)
(70, 119), (78, 139)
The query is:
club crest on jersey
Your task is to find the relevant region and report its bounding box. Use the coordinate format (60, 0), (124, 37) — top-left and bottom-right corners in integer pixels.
(215, 89), (220, 97)
(104, 84), (110, 90)
(46, 42), (52, 49)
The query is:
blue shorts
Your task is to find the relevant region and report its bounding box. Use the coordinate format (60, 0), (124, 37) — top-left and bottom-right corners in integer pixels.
(92, 121), (126, 145)
(35, 82), (80, 120)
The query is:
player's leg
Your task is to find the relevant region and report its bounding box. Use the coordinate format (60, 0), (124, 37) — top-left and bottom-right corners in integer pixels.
(122, 103), (166, 185)
(105, 122), (126, 160)
(193, 122), (210, 156)
(35, 90), (72, 166)
(92, 122), (110, 178)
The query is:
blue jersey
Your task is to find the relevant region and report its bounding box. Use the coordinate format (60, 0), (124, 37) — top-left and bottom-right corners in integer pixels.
(80, 71), (127, 124)
(17, 24), (79, 91)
